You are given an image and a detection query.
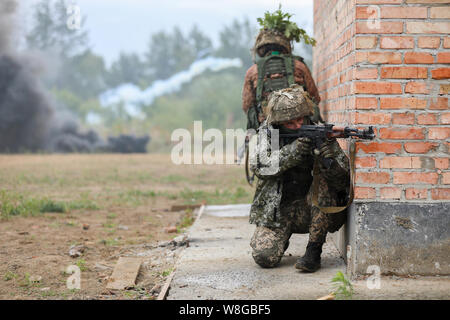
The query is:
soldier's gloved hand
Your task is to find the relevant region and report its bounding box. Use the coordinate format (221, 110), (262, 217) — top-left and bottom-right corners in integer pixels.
(319, 138), (338, 159)
(296, 137), (312, 157)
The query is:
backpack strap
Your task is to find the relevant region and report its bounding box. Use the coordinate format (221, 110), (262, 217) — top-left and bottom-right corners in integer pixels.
(284, 54), (295, 87)
(256, 57), (266, 104)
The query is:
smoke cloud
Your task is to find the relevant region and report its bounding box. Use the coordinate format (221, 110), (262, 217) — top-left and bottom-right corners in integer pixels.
(100, 57), (243, 116)
(0, 0), (149, 153)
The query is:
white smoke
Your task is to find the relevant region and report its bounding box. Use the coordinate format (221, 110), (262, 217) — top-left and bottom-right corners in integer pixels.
(99, 56), (243, 117)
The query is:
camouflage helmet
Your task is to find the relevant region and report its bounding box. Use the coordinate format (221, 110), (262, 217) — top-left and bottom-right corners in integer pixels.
(254, 29), (292, 57)
(266, 84), (315, 125)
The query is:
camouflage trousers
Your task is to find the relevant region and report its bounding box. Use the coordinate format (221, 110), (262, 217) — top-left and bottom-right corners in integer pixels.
(250, 197), (346, 268)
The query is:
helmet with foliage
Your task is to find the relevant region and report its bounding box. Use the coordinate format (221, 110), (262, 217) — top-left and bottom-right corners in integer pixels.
(254, 29), (292, 57)
(254, 5), (316, 58)
(266, 84), (315, 125)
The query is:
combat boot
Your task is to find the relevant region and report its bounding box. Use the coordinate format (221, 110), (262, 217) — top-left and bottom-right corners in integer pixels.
(294, 241), (323, 272)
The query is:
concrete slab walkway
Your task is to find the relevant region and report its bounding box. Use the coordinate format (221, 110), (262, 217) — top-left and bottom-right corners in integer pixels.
(167, 204), (346, 300)
(167, 205), (450, 300)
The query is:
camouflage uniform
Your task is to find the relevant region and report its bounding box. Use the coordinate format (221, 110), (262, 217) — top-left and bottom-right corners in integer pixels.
(248, 87), (350, 268)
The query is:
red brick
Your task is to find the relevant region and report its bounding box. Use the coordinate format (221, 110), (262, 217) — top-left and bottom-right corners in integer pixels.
(418, 37), (441, 49)
(394, 172), (438, 184)
(405, 82), (430, 94)
(357, 21), (403, 34)
(379, 128), (425, 140)
(431, 188), (450, 200)
(417, 114), (438, 125)
(356, 36), (378, 49)
(354, 187), (376, 199)
(406, 0), (450, 3)
(380, 156), (421, 169)
(355, 113), (391, 124)
(356, 172), (390, 184)
(381, 7), (427, 19)
(357, 0), (402, 3)
(442, 172), (450, 184)
(432, 68), (450, 80)
(357, 142), (402, 154)
(442, 113), (450, 124)
(440, 84), (450, 95)
(393, 113), (415, 125)
(356, 52), (402, 64)
(380, 97), (427, 109)
(380, 37), (414, 49)
(436, 158), (450, 170)
(381, 67), (427, 79)
(404, 142), (438, 154)
(354, 82), (402, 94)
(428, 127), (450, 140)
(437, 53), (450, 64)
(356, 97), (378, 110)
(355, 68), (378, 80)
(356, 157), (377, 168)
(430, 7), (450, 19)
(380, 187), (402, 200)
(445, 37), (450, 49)
(405, 188), (427, 200)
(404, 52), (434, 64)
(429, 98), (449, 110)
(356, 6), (375, 19)
(407, 22), (450, 34)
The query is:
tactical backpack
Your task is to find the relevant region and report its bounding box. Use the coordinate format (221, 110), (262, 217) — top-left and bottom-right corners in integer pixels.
(247, 53), (321, 131)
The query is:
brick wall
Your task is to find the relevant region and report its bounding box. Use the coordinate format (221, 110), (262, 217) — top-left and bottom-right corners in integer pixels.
(314, 0), (449, 203)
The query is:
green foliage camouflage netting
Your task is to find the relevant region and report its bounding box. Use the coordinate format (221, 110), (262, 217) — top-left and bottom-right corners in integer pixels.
(257, 5), (316, 46)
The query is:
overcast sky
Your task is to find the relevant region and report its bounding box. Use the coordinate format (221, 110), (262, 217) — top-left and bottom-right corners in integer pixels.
(22, 0), (314, 65)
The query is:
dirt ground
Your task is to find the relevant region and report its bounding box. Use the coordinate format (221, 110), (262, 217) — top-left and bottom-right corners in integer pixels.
(0, 154), (253, 300)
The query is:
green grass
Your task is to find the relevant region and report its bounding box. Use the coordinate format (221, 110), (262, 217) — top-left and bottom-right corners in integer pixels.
(18, 273), (38, 288)
(331, 271), (354, 300)
(116, 189), (158, 206)
(65, 221), (78, 227)
(177, 211), (195, 233)
(75, 259), (88, 272)
(0, 190), (99, 219)
(40, 290), (58, 298)
(161, 268), (173, 277)
(114, 185), (251, 207)
(3, 271), (18, 281)
(178, 187), (250, 205)
(100, 238), (119, 246)
(159, 174), (187, 183)
(102, 222), (116, 229)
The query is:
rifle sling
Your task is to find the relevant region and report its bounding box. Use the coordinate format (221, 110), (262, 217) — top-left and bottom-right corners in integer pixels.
(311, 141), (355, 214)
(245, 142), (254, 187)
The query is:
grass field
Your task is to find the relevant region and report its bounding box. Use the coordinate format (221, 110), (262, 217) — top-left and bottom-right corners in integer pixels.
(0, 154), (253, 299)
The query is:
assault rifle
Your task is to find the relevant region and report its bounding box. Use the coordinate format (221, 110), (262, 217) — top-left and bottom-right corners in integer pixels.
(278, 124), (375, 169)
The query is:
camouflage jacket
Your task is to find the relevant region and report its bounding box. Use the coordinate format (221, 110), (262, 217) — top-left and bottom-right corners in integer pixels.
(248, 120), (350, 229)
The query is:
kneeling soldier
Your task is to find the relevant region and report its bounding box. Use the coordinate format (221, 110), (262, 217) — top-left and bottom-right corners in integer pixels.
(248, 85), (350, 272)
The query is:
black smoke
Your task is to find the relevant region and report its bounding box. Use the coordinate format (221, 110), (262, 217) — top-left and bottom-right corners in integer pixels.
(0, 1), (150, 154)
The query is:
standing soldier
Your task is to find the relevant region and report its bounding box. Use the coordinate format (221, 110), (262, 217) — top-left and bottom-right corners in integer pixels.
(248, 85), (351, 272)
(242, 7), (321, 131)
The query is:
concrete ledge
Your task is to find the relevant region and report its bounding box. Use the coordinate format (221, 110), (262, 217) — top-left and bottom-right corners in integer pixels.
(344, 202), (450, 276)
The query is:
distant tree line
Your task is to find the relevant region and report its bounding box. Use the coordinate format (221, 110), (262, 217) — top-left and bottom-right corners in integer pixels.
(25, 0), (313, 151)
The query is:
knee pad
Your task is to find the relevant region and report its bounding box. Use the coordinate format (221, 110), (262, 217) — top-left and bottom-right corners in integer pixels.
(252, 249), (282, 268)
